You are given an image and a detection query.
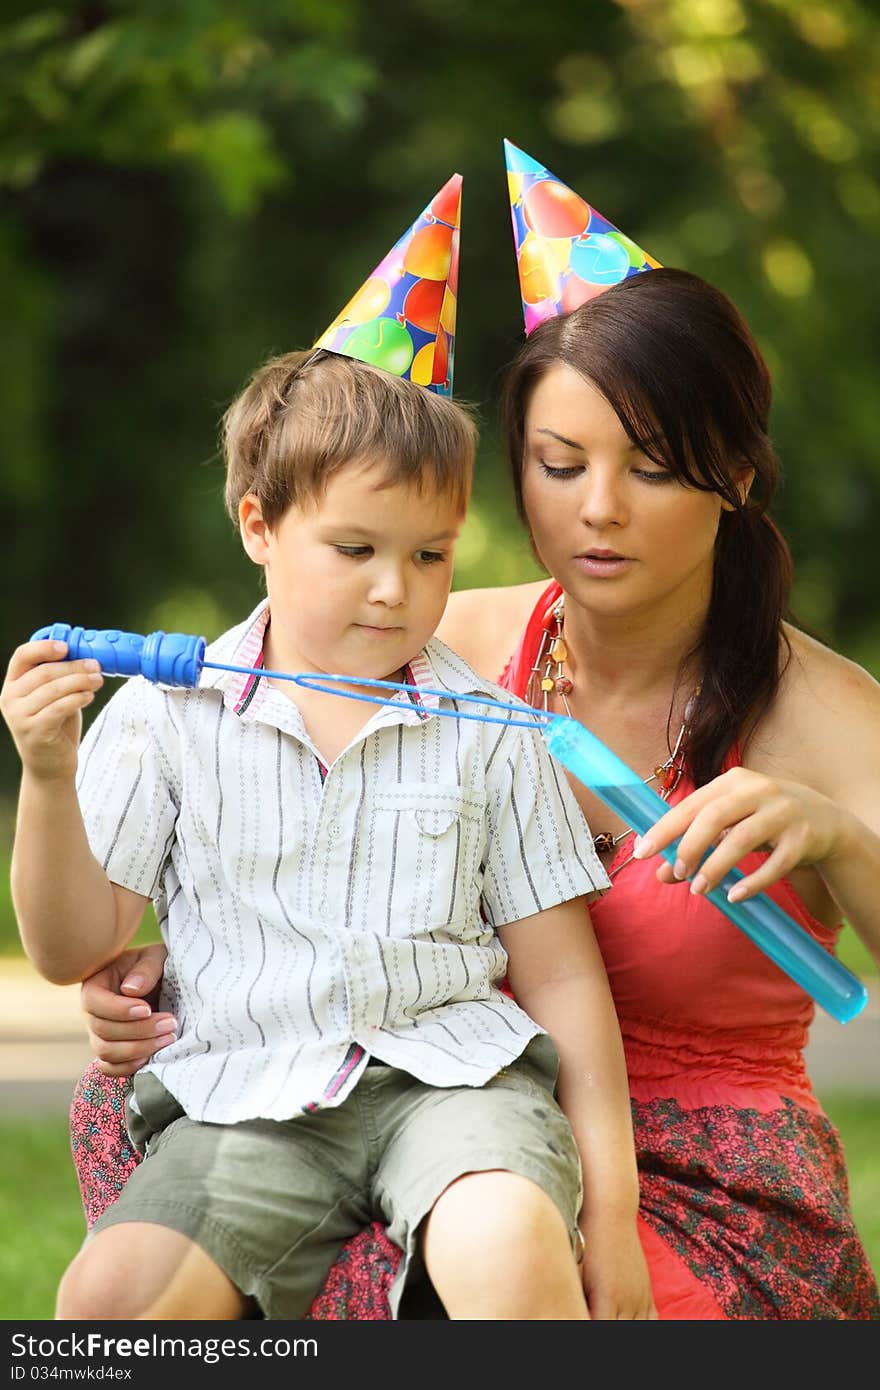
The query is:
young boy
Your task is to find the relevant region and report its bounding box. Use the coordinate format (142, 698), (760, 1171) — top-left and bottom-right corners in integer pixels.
(2, 348), (650, 1321)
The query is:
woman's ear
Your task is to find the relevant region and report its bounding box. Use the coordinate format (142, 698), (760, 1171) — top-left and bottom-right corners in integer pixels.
(238, 494), (271, 565)
(737, 466), (756, 504)
(720, 465), (756, 512)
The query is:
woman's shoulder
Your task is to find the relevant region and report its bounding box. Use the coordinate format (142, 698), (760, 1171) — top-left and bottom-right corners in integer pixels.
(437, 580), (550, 680)
(781, 623), (880, 708)
(755, 623), (880, 783)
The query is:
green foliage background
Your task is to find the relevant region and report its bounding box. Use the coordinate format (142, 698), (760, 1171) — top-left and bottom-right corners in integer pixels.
(0, 1), (878, 1309)
(2, 0), (879, 810)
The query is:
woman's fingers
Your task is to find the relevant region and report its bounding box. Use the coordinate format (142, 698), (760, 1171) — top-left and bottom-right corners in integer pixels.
(80, 943), (170, 1020)
(636, 767), (834, 899)
(634, 770), (759, 858)
(118, 943), (170, 999)
(94, 1056), (155, 1078)
(87, 1020), (176, 1070)
(669, 803), (784, 888)
(724, 843), (803, 903)
(87, 1013), (177, 1045)
(80, 978), (151, 1022)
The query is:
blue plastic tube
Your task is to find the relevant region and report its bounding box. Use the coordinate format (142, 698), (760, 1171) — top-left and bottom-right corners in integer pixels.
(543, 715), (868, 1024)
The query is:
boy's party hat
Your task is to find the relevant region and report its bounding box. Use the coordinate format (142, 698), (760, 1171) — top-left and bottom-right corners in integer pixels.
(504, 140), (660, 336)
(314, 173), (461, 395)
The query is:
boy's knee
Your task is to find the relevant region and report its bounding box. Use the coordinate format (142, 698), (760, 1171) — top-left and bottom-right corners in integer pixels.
(422, 1170), (585, 1318)
(426, 1169), (572, 1268)
(56, 1246), (133, 1321)
(55, 1224), (243, 1321)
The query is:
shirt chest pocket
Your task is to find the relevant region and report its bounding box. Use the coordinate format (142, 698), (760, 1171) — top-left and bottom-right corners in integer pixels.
(372, 782), (487, 935)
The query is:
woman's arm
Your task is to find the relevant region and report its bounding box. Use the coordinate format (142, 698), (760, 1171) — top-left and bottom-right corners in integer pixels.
(637, 632), (880, 965)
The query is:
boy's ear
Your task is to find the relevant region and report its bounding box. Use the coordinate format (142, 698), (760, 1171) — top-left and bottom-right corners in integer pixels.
(238, 494), (271, 564)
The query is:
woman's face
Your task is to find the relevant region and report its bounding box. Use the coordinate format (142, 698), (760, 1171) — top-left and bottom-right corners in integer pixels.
(520, 363), (729, 622)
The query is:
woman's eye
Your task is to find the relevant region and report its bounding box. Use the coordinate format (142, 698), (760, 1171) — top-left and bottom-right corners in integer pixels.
(335, 545), (372, 557)
(634, 469), (674, 484)
(538, 461), (583, 480)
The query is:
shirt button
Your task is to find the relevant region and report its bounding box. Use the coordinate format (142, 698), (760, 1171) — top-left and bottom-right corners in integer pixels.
(329, 822), (342, 837)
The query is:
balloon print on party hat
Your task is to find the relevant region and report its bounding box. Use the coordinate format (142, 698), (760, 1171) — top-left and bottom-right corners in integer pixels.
(314, 173), (461, 395)
(504, 140), (660, 336)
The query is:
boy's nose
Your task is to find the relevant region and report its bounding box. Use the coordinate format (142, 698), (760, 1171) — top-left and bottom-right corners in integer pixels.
(367, 568), (407, 606)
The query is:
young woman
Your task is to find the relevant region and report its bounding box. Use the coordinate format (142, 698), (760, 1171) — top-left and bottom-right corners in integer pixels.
(75, 268), (880, 1319)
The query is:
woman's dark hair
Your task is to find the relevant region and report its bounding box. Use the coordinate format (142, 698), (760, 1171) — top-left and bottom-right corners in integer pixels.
(501, 267), (793, 786)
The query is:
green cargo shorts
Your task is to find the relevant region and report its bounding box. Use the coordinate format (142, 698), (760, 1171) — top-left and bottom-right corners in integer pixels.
(89, 1034), (582, 1320)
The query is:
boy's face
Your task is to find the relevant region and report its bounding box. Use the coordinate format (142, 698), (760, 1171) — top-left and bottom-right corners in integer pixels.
(240, 457), (464, 681)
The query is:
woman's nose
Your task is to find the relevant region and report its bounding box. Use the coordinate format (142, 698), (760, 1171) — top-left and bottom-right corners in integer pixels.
(576, 468), (628, 530)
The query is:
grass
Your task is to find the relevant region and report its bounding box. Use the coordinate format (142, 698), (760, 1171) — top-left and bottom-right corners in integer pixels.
(0, 1120), (85, 1320)
(0, 1099), (877, 1321)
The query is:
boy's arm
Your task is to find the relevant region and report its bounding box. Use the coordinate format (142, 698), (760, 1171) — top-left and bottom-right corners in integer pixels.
(2, 639), (149, 984)
(499, 899), (656, 1320)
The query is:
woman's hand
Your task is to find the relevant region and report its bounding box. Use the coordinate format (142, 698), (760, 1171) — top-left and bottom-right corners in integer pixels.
(580, 1217), (657, 1320)
(80, 942), (174, 1076)
(632, 767), (844, 902)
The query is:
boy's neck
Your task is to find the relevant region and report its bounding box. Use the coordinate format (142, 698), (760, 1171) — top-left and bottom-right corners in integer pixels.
(261, 619), (412, 765)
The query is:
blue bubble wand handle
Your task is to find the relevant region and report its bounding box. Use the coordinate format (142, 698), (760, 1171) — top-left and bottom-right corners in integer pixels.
(32, 624), (207, 687)
(543, 715), (868, 1025)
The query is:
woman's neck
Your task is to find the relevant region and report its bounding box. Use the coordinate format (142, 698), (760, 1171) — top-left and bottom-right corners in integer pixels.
(560, 588), (706, 703)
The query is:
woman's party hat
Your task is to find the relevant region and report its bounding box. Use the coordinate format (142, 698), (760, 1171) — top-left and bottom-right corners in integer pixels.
(314, 173), (461, 395)
(504, 140), (660, 336)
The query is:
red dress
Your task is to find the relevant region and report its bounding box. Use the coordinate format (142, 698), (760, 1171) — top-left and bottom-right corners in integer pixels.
(69, 580), (879, 1319)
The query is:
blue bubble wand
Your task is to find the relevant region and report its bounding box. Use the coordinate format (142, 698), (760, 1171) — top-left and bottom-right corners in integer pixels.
(33, 622), (869, 1025)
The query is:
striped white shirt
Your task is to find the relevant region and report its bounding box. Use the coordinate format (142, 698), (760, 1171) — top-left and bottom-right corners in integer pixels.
(77, 601), (609, 1123)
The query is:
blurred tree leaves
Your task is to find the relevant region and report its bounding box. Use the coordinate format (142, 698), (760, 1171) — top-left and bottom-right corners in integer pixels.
(0, 3), (374, 205)
(1, 0), (879, 793)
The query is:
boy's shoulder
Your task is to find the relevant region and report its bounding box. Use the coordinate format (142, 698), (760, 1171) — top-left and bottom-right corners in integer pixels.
(90, 603), (265, 721)
(200, 601), (268, 679)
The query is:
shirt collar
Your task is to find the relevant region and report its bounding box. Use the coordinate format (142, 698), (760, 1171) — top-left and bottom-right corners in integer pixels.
(197, 598), (498, 720)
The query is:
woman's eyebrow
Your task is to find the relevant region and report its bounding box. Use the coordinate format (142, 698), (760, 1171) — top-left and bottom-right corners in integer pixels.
(534, 427), (585, 450)
(535, 426), (646, 457)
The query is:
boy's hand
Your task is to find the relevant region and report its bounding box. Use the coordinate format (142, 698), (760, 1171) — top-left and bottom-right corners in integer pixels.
(580, 1217), (657, 1320)
(0, 639), (103, 781)
(80, 943), (175, 1076)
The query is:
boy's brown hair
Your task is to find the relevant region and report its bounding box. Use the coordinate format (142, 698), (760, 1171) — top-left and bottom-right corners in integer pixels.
(223, 350), (477, 526)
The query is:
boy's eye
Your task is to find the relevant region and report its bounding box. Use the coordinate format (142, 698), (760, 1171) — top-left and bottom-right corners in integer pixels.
(417, 550), (447, 565)
(335, 545), (372, 558)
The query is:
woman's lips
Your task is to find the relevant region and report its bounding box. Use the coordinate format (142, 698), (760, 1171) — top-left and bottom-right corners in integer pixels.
(573, 553), (633, 577)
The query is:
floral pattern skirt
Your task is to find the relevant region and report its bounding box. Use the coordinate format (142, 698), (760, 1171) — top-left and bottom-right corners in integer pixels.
(69, 1063), (879, 1320)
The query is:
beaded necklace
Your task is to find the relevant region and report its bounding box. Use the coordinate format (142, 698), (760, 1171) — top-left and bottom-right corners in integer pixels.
(526, 597), (695, 876)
